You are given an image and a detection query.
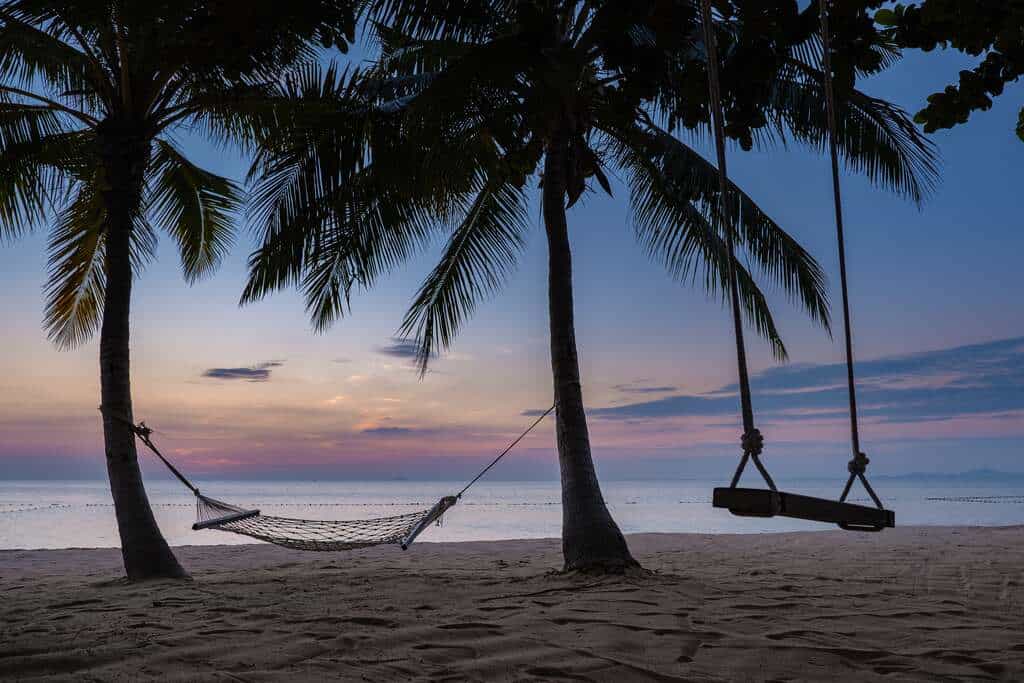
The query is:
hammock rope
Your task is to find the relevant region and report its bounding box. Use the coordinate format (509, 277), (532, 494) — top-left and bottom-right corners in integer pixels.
(101, 403), (554, 551)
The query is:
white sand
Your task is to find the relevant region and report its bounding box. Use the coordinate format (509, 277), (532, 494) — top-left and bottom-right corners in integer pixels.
(2, 527), (1023, 681)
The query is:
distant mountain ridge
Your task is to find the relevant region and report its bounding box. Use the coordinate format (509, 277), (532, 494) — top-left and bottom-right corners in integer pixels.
(875, 469), (1024, 481)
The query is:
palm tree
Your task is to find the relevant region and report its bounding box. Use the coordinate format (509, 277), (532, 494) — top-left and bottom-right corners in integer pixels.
(241, 1), (937, 572)
(0, 0), (355, 580)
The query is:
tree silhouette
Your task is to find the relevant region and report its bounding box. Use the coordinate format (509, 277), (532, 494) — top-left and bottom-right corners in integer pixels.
(0, 0), (355, 580)
(241, 1), (937, 572)
(876, 1), (1024, 141)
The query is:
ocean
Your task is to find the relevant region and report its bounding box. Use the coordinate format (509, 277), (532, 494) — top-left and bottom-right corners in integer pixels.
(2, 478), (1023, 550)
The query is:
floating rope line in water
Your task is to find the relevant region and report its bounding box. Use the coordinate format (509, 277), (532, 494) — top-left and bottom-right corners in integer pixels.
(0, 505), (65, 515)
(926, 496), (1024, 504)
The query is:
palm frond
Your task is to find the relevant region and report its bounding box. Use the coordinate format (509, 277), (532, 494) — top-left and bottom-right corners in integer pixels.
(0, 97), (68, 144)
(398, 173), (527, 373)
(366, 0), (512, 43)
(768, 59), (940, 205)
(242, 61), (479, 314)
(42, 175), (106, 349)
(0, 105), (85, 238)
(608, 123), (833, 359)
(244, 151), (442, 314)
(285, 172), (453, 332)
(373, 22), (473, 76)
(147, 138), (242, 282)
(155, 78), (281, 147)
(0, 10), (106, 116)
(625, 125), (830, 325)
(652, 11), (936, 204)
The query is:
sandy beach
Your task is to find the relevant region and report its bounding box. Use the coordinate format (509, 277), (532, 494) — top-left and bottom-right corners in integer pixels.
(2, 527), (1023, 681)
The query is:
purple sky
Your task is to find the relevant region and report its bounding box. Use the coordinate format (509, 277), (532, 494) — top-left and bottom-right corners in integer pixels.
(1, 46), (1022, 483)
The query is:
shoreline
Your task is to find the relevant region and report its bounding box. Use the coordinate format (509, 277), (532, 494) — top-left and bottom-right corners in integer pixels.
(4, 527), (1024, 680)
(4, 523), (1024, 555)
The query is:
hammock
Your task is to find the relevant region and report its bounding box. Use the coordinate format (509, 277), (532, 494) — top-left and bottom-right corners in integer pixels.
(105, 406), (552, 551)
(192, 493), (457, 551)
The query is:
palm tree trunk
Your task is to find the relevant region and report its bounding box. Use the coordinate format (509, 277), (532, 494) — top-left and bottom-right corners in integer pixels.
(543, 127), (639, 573)
(98, 126), (186, 580)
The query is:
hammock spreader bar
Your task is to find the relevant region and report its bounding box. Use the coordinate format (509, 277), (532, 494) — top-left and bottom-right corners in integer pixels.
(101, 403), (554, 551)
(192, 506), (261, 531)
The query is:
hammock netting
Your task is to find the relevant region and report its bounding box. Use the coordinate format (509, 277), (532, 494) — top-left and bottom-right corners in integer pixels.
(194, 494), (456, 551)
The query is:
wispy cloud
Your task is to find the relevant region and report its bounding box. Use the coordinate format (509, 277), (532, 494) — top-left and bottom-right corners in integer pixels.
(376, 338), (420, 359)
(593, 337), (1024, 425)
(521, 407), (553, 417)
(202, 361), (283, 382)
(612, 381), (679, 394)
(360, 426), (426, 436)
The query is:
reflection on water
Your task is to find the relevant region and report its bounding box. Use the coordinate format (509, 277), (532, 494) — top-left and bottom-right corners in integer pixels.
(2, 478), (1023, 550)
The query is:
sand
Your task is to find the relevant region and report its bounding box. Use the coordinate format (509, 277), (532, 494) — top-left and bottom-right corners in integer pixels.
(2, 527), (1023, 681)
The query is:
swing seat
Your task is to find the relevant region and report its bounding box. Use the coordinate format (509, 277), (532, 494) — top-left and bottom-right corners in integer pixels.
(713, 487), (895, 531)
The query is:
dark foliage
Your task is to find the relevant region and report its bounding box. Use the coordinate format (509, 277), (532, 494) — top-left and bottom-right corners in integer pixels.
(876, 1), (1024, 140)
(245, 1), (939, 370)
(0, 0), (357, 579)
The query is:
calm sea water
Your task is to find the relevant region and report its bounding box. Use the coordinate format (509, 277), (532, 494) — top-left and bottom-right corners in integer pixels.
(2, 479), (1023, 550)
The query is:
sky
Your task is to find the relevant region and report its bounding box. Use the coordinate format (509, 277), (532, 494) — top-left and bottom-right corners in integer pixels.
(1, 41), (1022, 484)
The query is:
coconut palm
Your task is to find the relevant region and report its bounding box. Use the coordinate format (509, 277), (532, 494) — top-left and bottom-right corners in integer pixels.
(241, 1), (938, 571)
(0, 0), (355, 580)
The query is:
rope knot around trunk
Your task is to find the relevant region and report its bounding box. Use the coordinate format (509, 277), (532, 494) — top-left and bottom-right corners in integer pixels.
(848, 452), (870, 475)
(741, 429), (764, 456)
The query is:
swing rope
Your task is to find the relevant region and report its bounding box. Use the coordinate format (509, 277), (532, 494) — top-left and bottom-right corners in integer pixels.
(700, 0), (886, 514)
(818, 0), (883, 509)
(698, 0), (776, 493)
